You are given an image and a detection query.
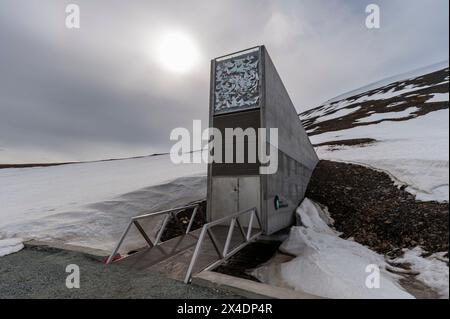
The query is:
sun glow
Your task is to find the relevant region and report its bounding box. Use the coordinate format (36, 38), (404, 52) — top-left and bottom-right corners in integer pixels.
(156, 31), (200, 74)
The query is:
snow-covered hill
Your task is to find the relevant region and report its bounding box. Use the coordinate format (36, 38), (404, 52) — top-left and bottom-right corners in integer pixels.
(0, 154), (206, 255)
(300, 62), (449, 202)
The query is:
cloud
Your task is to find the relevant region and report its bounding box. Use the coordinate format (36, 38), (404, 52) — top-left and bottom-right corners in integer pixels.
(0, 0), (448, 163)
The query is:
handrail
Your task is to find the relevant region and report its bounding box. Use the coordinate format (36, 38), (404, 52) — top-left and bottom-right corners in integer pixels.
(105, 201), (202, 264)
(184, 207), (262, 283)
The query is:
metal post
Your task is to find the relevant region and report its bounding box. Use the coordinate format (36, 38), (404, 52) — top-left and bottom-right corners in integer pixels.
(184, 225), (208, 283)
(246, 210), (255, 241)
(222, 218), (236, 257)
(133, 220), (154, 248)
(154, 213), (171, 245)
(106, 221), (133, 264)
(185, 206), (199, 234)
(207, 228), (223, 258)
(254, 208), (263, 228)
(235, 218), (247, 242)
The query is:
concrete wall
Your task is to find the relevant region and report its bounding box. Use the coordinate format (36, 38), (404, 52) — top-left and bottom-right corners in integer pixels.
(261, 47), (319, 234)
(207, 46), (319, 235)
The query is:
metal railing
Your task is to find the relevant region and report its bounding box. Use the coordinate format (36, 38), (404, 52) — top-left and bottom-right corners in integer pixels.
(184, 207), (262, 283)
(105, 201), (202, 264)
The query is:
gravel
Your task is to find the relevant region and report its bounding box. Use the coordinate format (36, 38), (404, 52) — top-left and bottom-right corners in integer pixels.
(0, 245), (240, 299)
(306, 160), (449, 257)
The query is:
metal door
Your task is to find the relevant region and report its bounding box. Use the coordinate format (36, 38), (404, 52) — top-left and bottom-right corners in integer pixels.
(210, 176), (260, 227)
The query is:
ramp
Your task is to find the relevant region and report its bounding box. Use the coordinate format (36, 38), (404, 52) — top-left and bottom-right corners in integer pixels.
(106, 203), (263, 283)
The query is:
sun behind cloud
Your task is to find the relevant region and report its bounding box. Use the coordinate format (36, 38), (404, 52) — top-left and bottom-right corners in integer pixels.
(156, 30), (200, 74)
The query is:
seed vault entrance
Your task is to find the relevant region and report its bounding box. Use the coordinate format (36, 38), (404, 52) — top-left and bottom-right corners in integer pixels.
(106, 45), (319, 285)
(206, 45), (319, 235)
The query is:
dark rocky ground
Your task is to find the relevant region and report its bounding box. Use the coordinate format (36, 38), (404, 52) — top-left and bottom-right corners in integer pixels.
(160, 201), (207, 242)
(306, 160), (449, 257)
(313, 138), (377, 148)
(301, 67), (449, 136)
(214, 241), (282, 281)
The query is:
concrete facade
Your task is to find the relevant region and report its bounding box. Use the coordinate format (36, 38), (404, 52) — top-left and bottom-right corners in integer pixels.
(207, 46), (319, 234)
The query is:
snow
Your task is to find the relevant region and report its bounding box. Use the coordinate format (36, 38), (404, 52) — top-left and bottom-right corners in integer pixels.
(325, 61), (449, 104)
(0, 238), (24, 257)
(305, 62), (448, 124)
(358, 85), (422, 102)
(305, 84), (428, 124)
(314, 106), (360, 124)
(427, 93), (449, 103)
(329, 84), (425, 111)
(312, 109), (449, 202)
(356, 107), (419, 123)
(252, 198), (414, 299)
(393, 247), (449, 299)
(294, 198), (339, 236)
(0, 154), (206, 255)
(387, 101), (407, 108)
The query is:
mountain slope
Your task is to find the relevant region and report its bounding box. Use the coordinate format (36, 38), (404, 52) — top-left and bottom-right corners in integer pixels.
(300, 62), (449, 202)
(293, 63), (449, 298)
(324, 61), (448, 105)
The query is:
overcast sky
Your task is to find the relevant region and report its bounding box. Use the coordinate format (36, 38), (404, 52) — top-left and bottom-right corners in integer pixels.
(0, 0), (448, 163)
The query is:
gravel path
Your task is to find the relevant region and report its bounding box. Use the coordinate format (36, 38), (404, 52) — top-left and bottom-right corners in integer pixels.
(0, 246), (240, 299)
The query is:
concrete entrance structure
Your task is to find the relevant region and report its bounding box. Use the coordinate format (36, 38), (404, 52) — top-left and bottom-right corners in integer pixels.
(207, 46), (319, 234)
(107, 46), (319, 293)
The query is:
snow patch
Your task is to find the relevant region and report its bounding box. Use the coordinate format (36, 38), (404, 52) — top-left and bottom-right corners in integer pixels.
(427, 93), (449, 103)
(252, 199), (414, 299)
(393, 247), (449, 299)
(294, 198), (339, 236)
(325, 61), (448, 104)
(387, 101), (407, 108)
(356, 107), (419, 123)
(0, 238), (24, 257)
(314, 106), (361, 124)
